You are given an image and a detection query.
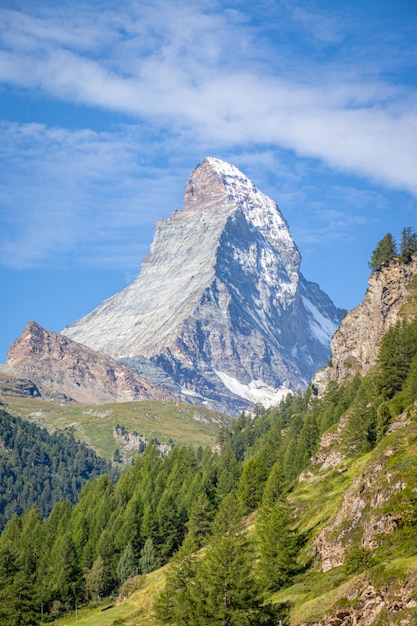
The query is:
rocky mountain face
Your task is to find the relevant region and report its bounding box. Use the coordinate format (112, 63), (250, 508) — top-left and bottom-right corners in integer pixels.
(4, 321), (173, 404)
(294, 257), (417, 625)
(63, 157), (344, 414)
(312, 257), (417, 396)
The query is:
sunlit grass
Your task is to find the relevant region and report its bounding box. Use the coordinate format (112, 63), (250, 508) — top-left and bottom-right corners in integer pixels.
(50, 568), (167, 625)
(1, 395), (232, 462)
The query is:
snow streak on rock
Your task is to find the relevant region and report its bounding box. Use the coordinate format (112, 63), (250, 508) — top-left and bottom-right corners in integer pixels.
(63, 158), (343, 414)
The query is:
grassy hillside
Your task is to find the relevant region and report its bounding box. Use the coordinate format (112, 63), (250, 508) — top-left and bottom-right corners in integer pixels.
(278, 412), (417, 624)
(50, 569), (165, 626)
(46, 409), (417, 626)
(0, 393), (232, 463)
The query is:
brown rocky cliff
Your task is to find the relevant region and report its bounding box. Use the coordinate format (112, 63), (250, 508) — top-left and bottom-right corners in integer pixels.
(5, 321), (174, 404)
(312, 257), (417, 396)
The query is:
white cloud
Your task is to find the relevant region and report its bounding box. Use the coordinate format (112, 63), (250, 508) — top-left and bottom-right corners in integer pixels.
(0, 122), (187, 269)
(1, 0), (417, 271)
(1, 1), (415, 197)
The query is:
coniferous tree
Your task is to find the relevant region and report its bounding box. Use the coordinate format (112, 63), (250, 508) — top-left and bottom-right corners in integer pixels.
(154, 546), (200, 624)
(262, 460), (286, 508)
(156, 493), (278, 625)
(257, 501), (300, 592)
(139, 537), (157, 574)
(376, 319), (417, 399)
(85, 555), (110, 600)
(49, 532), (83, 605)
(343, 374), (378, 453)
(117, 543), (139, 582)
(237, 455), (268, 512)
(195, 527), (262, 624)
(294, 413), (319, 473)
(399, 226), (417, 263)
(368, 233), (397, 270)
(185, 492), (215, 550)
(215, 444), (241, 499)
(401, 352), (417, 407)
(376, 402), (392, 442)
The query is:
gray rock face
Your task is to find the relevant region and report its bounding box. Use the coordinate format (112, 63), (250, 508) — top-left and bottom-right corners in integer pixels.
(63, 158), (344, 414)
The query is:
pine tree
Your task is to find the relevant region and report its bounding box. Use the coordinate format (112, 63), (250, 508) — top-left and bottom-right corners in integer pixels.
(49, 533), (83, 605)
(85, 555), (110, 600)
(196, 529), (262, 624)
(237, 455), (268, 512)
(185, 493), (214, 550)
(376, 320), (417, 399)
(156, 496), (278, 625)
(399, 226), (417, 263)
(139, 537), (157, 574)
(215, 444), (241, 499)
(154, 547), (200, 624)
(257, 501), (300, 591)
(117, 543), (139, 582)
(293, 413), (319, 474)
(401, 352), (417, 407)
(368, 233), (397, 270)
(262, 460), (286, 508)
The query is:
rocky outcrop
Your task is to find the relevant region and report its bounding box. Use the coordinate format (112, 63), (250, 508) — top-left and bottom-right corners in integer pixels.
(6, 321), (174, 404)
(0, 372), (41, 398)
(63, 157), (343, 414)
(302, 574), (417, 626)
(313, 449), (406, 572)
(312, 257), (417, 396)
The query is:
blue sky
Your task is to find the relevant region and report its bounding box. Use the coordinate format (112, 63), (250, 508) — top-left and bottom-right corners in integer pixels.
(1, 0), (417, 362)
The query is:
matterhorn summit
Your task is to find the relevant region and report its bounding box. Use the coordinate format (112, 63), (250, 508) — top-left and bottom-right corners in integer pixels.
(62, 158), (344, 414)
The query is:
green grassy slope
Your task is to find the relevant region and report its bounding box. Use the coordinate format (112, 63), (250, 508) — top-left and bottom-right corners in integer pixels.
(0, 393), (232, 463)
(56, 412), (417, 626)
(275, 412), (417, 624)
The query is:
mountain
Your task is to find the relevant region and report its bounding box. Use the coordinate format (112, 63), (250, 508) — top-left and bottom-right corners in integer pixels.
(4, 320), (174, 404)
(312, 256), (417, 396)
(63, 157), (344, 414)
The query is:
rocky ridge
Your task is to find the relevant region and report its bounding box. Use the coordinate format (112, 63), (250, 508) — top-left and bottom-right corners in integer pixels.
(63, 157), (344, 414)
(4, 321), (174, 404)
(292, 258), (417, 625)
(312, 257), (417, 396)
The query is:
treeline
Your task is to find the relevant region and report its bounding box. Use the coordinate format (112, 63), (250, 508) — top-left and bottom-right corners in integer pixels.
(1, 314), (417, 623)
(0, 410), (116, 531)
(368, 226), (417, 269)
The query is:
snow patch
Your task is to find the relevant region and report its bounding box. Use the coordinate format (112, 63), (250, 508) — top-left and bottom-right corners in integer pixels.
(215, 370), (292, 408)
(301, 296), (338, 345)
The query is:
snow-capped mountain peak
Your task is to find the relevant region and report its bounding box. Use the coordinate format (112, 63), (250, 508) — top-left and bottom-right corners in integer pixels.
(62, 158), (344, 414)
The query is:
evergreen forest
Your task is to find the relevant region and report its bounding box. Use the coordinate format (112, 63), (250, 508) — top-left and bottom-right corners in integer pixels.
(0, 410), (115, 532)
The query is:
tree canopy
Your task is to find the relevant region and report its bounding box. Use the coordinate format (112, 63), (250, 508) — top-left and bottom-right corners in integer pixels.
(368, 233), (397, 270)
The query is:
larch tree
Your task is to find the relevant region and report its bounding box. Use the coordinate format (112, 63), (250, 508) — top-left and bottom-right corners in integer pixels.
(399, 226), (417, 263)
(368, 233), (397, 270)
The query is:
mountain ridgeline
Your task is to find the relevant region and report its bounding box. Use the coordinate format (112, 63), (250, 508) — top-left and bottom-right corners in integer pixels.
(2, 253), (417, 624)
(62, 158), (344, 414)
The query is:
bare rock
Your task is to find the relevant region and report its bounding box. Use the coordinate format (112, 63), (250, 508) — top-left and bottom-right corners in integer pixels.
(62, 157), (343, 414)
(6, 321), (174, 405)
(312, 258), (417, 395)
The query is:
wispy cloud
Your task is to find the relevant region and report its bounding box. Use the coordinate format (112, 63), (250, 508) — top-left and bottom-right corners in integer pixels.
(1, 2), (416, 193)
(0, 0), (416, 272)
(0, 122), (187, 269)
